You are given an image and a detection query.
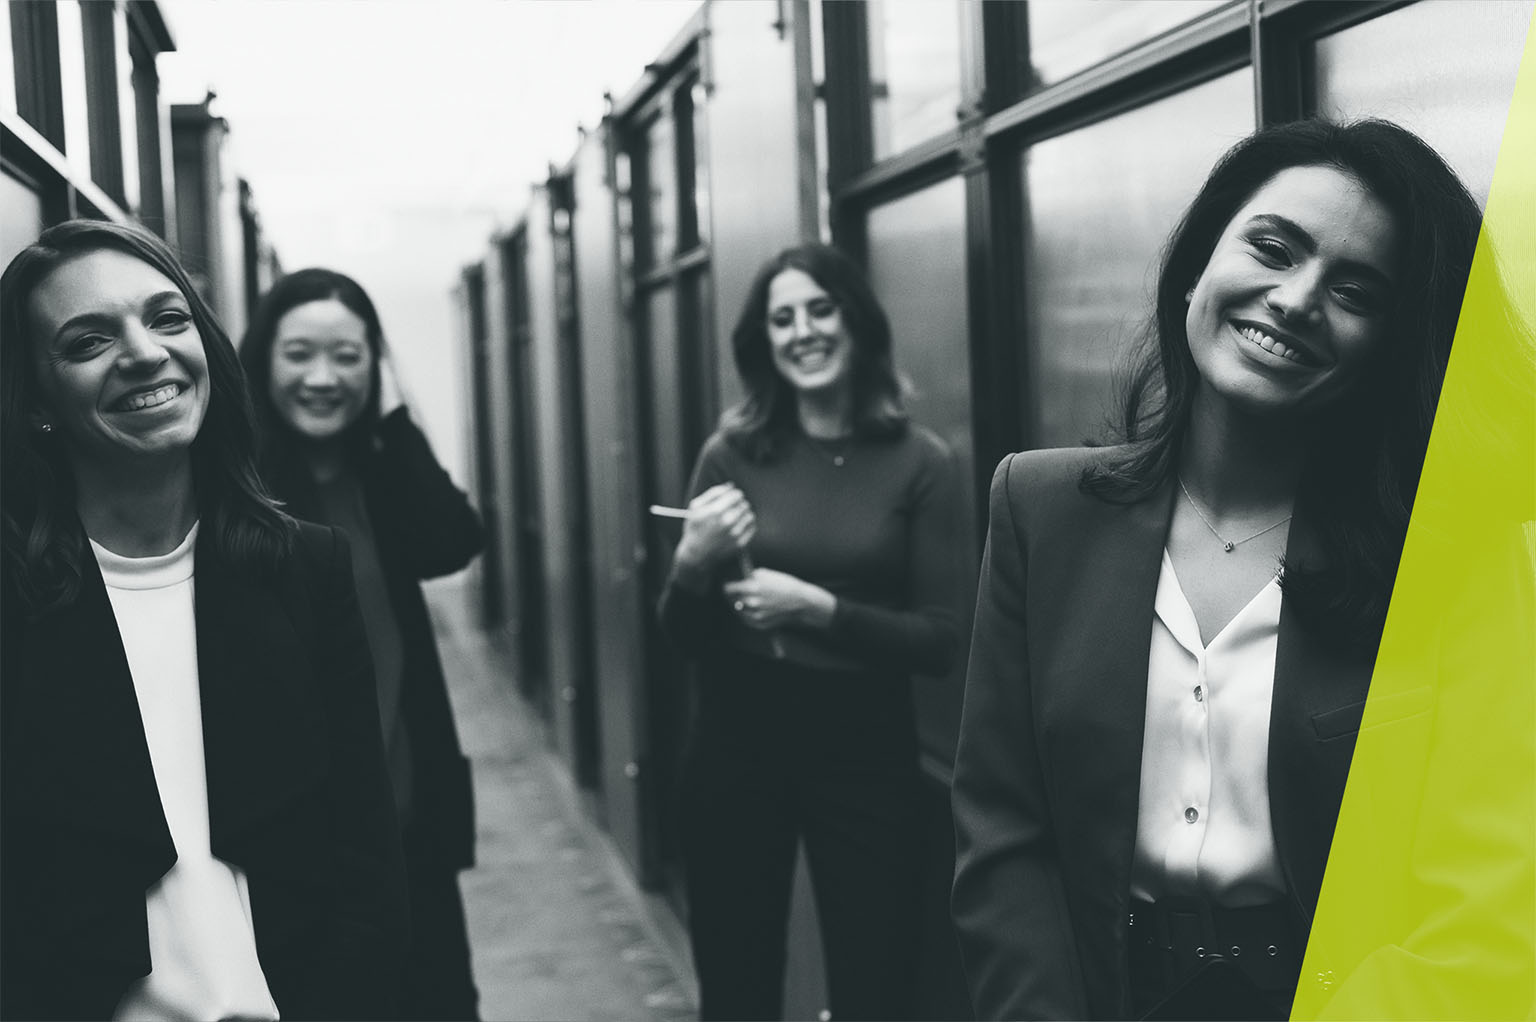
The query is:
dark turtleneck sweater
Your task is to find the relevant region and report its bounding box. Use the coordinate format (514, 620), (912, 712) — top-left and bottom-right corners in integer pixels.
(659, 425), (962, 677)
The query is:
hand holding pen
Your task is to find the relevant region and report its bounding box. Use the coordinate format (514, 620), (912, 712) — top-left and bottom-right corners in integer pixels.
(651, 487), (788, 658)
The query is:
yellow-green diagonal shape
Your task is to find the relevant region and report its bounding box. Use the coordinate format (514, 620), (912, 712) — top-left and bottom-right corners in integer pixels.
(1293, 14), (1536, 1021)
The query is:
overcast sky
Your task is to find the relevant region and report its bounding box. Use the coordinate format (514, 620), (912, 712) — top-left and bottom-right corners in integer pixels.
(158, 0), (702, 476)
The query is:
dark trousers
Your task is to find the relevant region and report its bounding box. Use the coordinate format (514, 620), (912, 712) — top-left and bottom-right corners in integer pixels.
(401, 841), (481, 1021)
(682, 654), (923, 1022)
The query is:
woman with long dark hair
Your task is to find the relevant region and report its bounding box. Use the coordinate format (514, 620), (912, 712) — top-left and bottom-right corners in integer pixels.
(660, 243), (964, 1020)
(0, 219), (408, 1020)
(240, 267), (483, 1021)
(950, 118), (1484, 1020)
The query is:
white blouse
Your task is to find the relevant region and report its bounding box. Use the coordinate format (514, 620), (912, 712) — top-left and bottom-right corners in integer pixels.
(1130, 549), (1287, 908)
(92, 524), (280, 1022)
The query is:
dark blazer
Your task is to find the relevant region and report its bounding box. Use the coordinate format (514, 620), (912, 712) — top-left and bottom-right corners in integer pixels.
(268, 407), (483, 869)
(1, 522), (409, 1021)
(950, 447), (1376, 1020)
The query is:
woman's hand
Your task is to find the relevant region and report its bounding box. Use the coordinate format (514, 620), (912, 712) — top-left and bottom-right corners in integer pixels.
(723, 567), (836, 631)
(675, 483), (756, 576)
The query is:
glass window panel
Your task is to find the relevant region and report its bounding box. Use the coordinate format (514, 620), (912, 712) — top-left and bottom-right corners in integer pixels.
(57, 0), (92, 173)
(2, 171), (46, 268)
(114, 5), (139, 214)
(865, 175), (974, 760)
(1026, 0), (1228, 93)
(868, 0), (964, 159)
(1311, 0), (1532, 209)
(642, 284), (689, 505)
(0, 5), (16, 116)
(1021, 68), (1253, 449)
(811, 0), (832, 242)
(644, 111), (678, 265)
(691, 82), (711, 247)
(613, 151), (636, 289)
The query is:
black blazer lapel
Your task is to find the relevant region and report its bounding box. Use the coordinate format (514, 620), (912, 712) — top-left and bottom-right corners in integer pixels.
(195, 534), (329, 865)
(1268, 515), (1376, 924)
(17, 555), (176, 973)
(1030, 471), (1174, 1008)
(1044, 478), (1173, 880)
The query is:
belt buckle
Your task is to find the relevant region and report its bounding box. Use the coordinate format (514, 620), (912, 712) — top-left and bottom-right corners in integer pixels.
(1159, 895), (1221, 984)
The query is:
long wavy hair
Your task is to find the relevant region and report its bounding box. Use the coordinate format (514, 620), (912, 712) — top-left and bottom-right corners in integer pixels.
(1084, 118), (1485, 650)
(0, 219), (294, 616)
(238, 267), (385, 481)
(722, 243), (907, 461)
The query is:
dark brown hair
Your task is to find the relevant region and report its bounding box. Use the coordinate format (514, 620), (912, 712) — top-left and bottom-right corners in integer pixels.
(1, 219), (293, 615)
(1085, 118), (1485, 650)
(239, 266), (386, 475)
(722, 243), (907, 460)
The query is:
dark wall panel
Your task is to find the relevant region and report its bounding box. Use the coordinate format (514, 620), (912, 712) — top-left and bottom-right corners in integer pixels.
(571, 127), (650, 876)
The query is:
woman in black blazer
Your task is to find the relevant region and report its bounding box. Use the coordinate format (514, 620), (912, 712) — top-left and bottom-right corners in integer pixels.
(240, 268), (484, 1021)
(0, 220), (408, 1020)
(951, 120), (1485, 1020)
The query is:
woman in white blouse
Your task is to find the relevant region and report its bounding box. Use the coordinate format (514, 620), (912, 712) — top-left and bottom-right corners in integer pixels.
(950, 119), (1484, 1020)
(0, 219), (408, 1020)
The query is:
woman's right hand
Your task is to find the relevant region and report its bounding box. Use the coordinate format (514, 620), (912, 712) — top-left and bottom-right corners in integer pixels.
(674, 483), (756, 575)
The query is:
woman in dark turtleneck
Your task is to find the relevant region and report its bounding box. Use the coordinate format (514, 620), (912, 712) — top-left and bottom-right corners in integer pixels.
(660, 243), (964, 1022)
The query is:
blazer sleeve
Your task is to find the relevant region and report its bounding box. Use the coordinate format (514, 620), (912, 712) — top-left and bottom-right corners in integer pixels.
(823, 437), (963, 676)
(371, 407), (485, 579)
(951, 453), (1089, 1020)
(298, 526), (411, 1019)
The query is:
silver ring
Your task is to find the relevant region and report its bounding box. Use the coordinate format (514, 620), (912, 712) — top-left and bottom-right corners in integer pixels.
(734, 600), (745, 612)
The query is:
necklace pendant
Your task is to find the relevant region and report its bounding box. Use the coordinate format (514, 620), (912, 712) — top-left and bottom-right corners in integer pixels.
(833, 455), (845, 467)
(1223, 541), (1235, 552)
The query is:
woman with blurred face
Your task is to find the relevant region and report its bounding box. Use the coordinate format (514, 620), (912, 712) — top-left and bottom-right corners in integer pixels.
(241, 268), (485, 1022)
(950, 119), (1486, 1020)
(660, 243), (965, 1021)
(0, 220), (408, 1020)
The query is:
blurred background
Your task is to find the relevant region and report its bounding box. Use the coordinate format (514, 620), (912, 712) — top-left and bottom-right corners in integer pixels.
(155, 0), (702, 480)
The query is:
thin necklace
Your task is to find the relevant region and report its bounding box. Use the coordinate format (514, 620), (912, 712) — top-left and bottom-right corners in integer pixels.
(1177, 476), (1292, 553)
(805, 432), (850, 467)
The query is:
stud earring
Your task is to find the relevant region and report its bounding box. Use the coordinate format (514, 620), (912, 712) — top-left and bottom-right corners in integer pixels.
(1185, 288), (1195, 303)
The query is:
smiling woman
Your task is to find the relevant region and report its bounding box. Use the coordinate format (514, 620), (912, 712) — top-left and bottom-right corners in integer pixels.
(0, 219), (410, 1020)
(950, 119), (1486, 1021)
(1187, 166), (1400, 415)
(240, 267), (487, 1021)
(26, 250), (212, 476)
(659, 243), (965, 1021)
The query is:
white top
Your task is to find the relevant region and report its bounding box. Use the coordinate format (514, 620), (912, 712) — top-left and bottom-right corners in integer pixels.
(91, 524), (280, 1022)
(1130, 549), (1287, 907)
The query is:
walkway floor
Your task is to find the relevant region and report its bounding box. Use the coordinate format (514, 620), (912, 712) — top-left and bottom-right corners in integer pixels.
(426, 581), (699, 1022)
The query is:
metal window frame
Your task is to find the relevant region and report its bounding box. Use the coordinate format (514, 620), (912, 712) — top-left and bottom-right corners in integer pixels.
(822, 0), (1416, 506)
(80, 0), (126, 205)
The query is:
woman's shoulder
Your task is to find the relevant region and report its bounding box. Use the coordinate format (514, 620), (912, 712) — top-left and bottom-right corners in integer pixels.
(991, 444), (1129, 508)
(900, 422), (954, 461)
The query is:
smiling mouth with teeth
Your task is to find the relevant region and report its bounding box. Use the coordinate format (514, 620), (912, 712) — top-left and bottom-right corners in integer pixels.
(115, 384), (181, 412)
(1237, 325), (1318, 366)
(788, 343), (835, 367)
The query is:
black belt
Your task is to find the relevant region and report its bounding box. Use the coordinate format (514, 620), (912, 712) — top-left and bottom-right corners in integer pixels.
(1128, 896), (1301, 998)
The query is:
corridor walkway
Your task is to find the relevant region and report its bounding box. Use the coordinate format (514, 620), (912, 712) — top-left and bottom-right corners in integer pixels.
(426, 581), (699, 1022)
